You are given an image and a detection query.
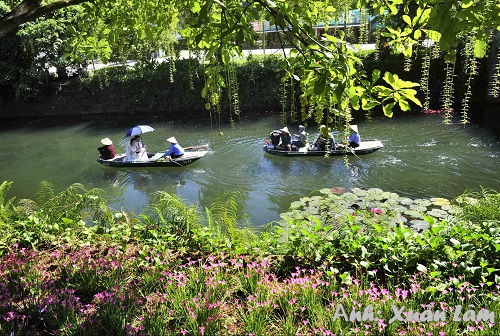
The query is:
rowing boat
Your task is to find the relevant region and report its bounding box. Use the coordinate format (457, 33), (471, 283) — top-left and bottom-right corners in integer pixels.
(263, 140), (383, 157)
(97, 145), (208, 168)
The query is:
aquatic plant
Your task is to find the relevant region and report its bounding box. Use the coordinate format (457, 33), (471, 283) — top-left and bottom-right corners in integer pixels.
(0, 181), (498, 334)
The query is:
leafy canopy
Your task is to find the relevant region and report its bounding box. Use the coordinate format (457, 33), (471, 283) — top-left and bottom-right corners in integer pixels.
(1, 0), (499, 123)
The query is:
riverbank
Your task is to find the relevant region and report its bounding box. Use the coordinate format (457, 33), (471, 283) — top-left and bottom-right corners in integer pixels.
(0, 182), (498, 335)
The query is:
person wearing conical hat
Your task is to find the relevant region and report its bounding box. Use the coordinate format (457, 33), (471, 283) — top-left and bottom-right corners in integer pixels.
(315, 125), (334, 151)
(348, 124), (360, 148)
(97, 137), (117, 160)
(164, 136), (185, 159)
(277, 126), (292, 151)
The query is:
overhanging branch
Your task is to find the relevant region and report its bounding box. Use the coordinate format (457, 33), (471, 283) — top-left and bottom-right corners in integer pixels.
(0, 0), (90, 37)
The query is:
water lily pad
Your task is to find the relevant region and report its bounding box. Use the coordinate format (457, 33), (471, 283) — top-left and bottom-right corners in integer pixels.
(399, 197), (414, 205)
(310, 195), (323, 202)
(398, 215), (408, 223)
(430, 197), (451, 206)
(394, 206), (408, 213)
(427, 208), (448, 218)
(368, 187), (384, 194)
(410, 220), (430, 231)
(414, 199), (432, 207)
(304, 206), (319, 216)
(390, 215), (408, 226)
(290, 201), (304, 209)
(404, 210), (424, 219)
(320, 188), (332, 194)
(352, 188), (367, 196)
(410, 204), (428, 212)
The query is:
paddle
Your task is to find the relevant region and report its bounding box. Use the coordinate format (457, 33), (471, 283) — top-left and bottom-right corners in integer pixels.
(184, 144), (209, 150)
(170, 159), (184, 167)
(348, 145), (362, 160)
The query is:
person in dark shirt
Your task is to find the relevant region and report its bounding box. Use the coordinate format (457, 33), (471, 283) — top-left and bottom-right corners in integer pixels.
(98, 137), (117, 160)
(277, 126), (292, 151)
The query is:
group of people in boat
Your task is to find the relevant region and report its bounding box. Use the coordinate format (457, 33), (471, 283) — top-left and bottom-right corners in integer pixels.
(268, 124), (360, 152)
(97, 135), (185, 161)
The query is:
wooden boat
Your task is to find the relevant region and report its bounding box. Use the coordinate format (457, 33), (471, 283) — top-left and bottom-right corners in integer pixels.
(263, 140), (383, 157)
(97, 145), (208, 168)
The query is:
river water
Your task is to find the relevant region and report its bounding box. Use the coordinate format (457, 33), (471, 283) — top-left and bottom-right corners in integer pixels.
(1, 113), (499, 227)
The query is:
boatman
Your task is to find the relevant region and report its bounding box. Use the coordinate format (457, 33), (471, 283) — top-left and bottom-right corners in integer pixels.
(348, 125), (360, 148)
(98, 137), (117, 160)
(164, 137), (185, 159)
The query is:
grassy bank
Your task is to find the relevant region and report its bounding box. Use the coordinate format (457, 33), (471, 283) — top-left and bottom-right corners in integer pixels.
(0, 181), (499, 335)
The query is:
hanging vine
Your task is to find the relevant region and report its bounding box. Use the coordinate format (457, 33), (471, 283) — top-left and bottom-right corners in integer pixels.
(491, 44), (500, 98)
(373, 30), (380, 61)
(280, 79), (288, 126)
(358, 8), (369, 45)
(441, 60), (456, 124)
(167, 43), (176, 83)
(226, 62), (240, 126)
(187, 51), (195, 91)
(420, 46), (431, 111)
(403, 57), (412, 72)
(289, 76), (297, 123)
(460, 35), (478, 124)
(431, 42), (441, 60)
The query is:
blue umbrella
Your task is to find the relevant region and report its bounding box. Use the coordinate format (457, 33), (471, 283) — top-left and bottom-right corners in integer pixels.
(125, 125), (155, 137)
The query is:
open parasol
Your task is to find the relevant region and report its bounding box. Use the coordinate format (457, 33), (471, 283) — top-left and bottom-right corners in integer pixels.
(125, 125), (155, 137)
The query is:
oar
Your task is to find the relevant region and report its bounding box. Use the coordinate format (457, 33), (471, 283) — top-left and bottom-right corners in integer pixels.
(184, 144), (209, 150)
(348, 146), (362, 160)
(170, 159), (184, 167)
(159, 155), (184, 166)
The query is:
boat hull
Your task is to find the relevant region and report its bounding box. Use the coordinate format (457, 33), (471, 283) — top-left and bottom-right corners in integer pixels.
(97, 150), (207, 168)
(263, 140), (383, 157)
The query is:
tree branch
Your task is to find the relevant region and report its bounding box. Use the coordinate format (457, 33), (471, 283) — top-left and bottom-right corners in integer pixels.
(0, 0), (90, 37)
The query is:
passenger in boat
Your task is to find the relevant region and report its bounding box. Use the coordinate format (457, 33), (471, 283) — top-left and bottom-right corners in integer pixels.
(277, 126), (292, 151)
(314, 125), (334, 151)
(269, 130), (281, 148)
(348, 124), (360, 148)
(133, 135), (144, 150)
(294, 125), (308, 147)
(98, 137), (117, 160)
(133, 135), (152, 158)
(125, 137), (148, 162)
(164, 137), (185, 159)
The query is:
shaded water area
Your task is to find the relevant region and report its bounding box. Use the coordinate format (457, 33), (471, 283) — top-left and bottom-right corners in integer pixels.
(1, 113), (499, 227)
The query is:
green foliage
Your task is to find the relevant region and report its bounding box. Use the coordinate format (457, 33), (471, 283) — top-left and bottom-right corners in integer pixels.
(0, 4), (86, 102)
(0, 180), (498, 293)
(267, 187), (500, 286)
(204, 192), (258, 253)
(140, 191), (200, 250)
(454, 187), (500, 223)
(0, 181), (115, 251)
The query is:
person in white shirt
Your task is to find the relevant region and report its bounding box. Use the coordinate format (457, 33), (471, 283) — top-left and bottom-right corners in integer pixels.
(125, 137), (148, 161)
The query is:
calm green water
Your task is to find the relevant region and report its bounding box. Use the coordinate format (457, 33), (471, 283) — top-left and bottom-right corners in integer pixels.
(1, 113), (499, 227)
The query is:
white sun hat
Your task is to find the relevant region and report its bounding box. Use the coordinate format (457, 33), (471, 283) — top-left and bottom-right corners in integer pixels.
(280, 126), (289, 133)
(100, 137), (113, 145)
(349, 125), (358, 133)
(167, 137), (178, 143)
